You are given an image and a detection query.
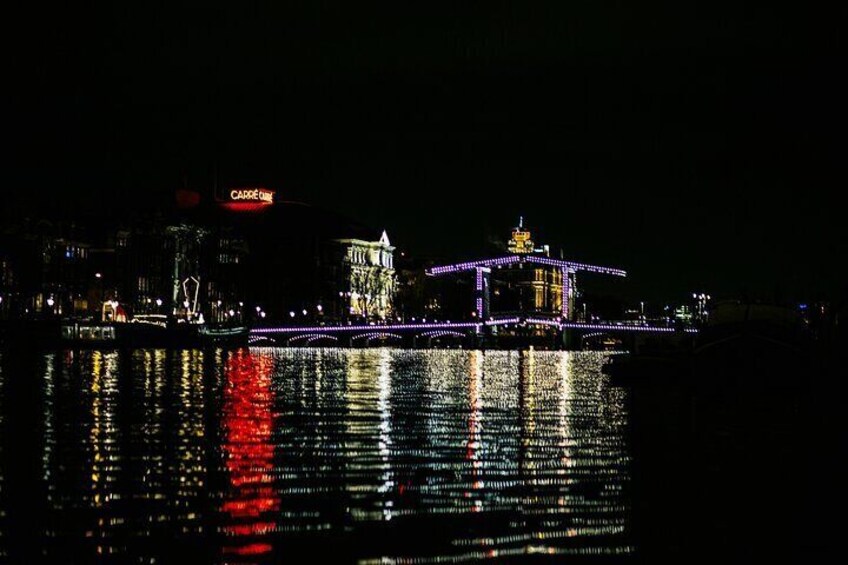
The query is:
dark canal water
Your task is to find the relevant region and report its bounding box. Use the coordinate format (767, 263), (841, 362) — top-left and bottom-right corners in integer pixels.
(0, 348), (633, 563)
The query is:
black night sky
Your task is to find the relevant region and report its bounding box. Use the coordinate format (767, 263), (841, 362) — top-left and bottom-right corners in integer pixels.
(6, 3), (845, 303)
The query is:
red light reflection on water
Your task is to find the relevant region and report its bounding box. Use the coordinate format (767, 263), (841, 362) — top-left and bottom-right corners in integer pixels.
(221, 350), (278, 561)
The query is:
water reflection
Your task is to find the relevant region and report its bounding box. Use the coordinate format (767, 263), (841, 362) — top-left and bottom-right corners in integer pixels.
(221, 349), (278, 560)
(0, 348), (631, 561)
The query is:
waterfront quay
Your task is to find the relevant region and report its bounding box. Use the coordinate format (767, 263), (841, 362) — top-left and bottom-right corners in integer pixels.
(2, 202), (703, 350)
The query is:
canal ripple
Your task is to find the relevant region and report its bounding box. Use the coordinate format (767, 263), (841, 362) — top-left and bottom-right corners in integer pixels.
(0, 348), (632, 562)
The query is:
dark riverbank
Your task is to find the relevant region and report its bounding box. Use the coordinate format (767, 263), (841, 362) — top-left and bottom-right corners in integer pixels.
(621, 328), (842, 559)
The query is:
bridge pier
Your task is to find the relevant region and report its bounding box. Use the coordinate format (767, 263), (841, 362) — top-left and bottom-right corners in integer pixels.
(561, 328), (579, 350)
(474, 267), (491, 320)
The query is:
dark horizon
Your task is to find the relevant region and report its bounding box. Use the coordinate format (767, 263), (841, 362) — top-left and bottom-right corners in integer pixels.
(6, 3), (845, 304)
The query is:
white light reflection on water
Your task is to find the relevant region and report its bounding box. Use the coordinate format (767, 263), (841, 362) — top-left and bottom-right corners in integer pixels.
(2, 348), (631, 562)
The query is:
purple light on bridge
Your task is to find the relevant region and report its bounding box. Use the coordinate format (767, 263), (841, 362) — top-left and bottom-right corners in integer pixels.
(475, 267), (485, 318)
(428, 255), (521, 275)
(426, 255), (626, 277)
(305, 335), (338, 344)
(251, 320), (697, 335)
(419, 330), (466, 339)
(484, 317), (521, 326)
(252, 322), (482, 334)
(524, 317), (564, 327)
(524, 256), (627, 277)
(560, 322), (698, 334)
(352, 332), (404, 340)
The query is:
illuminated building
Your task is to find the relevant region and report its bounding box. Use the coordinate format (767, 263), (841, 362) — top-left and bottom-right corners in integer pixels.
(331, 231), (397, 320)
(0, 220), (98, 318)
(0, 185), (391, 327)
(110, 223), (173, 318)
(674, 305), (693, 324)
(508, 217), (535, 254)
(425, 220), (626, 324)
(498, 219), (568, 317)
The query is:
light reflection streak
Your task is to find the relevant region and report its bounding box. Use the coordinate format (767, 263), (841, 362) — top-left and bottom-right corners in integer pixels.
(465, 350), (484, 512)
(5, 347), (631, 562)
(220, 349), (278, 560)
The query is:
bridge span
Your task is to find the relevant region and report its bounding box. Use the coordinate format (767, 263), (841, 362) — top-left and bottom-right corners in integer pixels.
(250, 316), (697, 349)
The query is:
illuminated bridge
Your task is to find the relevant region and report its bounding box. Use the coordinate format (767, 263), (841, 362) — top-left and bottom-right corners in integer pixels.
(251, 245), (697, 348)
(250, 317), (697, 348)
(425, 253), (627, 320)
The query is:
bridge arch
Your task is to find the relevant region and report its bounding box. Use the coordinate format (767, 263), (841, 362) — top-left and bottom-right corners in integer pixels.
(248, 335), (277, 346)
(418, 330), (467, 339)
(286, 333), (339, 346)
(416, 330), (467, 348)
(304, 335), (339, 346)
(350, 332), (404, 346)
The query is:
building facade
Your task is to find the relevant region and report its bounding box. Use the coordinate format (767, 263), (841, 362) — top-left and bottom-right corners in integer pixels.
(1, 187), (398, 326)
(493, 221), (568, 317)
(331, 231), (396, 320)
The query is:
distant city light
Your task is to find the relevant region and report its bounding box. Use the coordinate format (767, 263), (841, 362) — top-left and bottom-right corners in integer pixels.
(95, 272), (102, 279)
(155, 298), (163, 306)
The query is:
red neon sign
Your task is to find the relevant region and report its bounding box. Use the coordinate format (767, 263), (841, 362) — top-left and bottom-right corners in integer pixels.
(219, 187), (275, 212)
